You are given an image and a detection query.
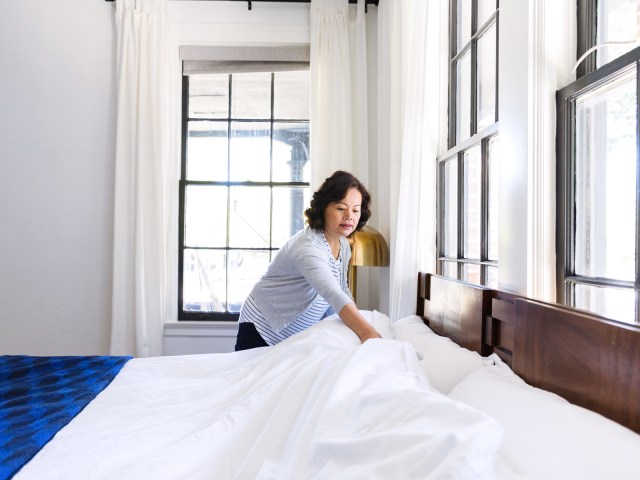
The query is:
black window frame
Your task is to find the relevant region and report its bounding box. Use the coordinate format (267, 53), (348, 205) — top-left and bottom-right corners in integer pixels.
(436, 0), (500, 287)
(556, 45), (640, 323)
(576, 0), (598, 78)
(178, 70), (310, 321)
(556, 0), (640, 323)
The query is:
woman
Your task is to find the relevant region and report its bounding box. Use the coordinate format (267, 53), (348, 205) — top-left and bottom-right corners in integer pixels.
(235, 171), (382, 351)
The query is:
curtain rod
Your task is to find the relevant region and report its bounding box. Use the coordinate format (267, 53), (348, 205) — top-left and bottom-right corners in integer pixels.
(104, 0), (379, 8)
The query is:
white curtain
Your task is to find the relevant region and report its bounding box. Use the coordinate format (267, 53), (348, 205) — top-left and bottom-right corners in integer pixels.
(378, 0), (440, 320)
(110, 0), (171, 357)
(310, 0), (369, 189)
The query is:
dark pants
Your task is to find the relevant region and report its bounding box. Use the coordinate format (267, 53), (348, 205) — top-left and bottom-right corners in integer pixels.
(235, 322), (269, 351)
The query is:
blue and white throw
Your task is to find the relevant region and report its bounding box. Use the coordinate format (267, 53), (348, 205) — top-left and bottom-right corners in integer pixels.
(0, 355), (131, 480)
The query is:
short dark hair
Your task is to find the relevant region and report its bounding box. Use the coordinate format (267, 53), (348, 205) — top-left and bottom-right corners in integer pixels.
(304, 171), (372, 232)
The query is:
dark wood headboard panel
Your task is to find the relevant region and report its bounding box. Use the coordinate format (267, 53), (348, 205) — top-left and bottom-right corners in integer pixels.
(417, 273), (640, 434)
(417, 272), (489, 353)
(484, 288), (517, 366)
(513, 298), (640, 434)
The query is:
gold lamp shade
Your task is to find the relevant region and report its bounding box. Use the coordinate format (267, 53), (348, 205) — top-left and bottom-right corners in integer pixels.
(347, 226), (389, 301)
(348, 226), (390, 266)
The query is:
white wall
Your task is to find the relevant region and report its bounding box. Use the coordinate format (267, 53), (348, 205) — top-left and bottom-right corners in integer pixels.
(0, 0), (574, 356)
(0, 0), (116, 355)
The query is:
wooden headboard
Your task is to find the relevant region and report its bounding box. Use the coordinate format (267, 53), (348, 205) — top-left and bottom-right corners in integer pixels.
(417, 272), (640, 434)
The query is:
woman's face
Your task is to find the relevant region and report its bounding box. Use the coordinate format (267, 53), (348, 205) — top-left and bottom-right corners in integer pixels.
(323, 187), (362, 240)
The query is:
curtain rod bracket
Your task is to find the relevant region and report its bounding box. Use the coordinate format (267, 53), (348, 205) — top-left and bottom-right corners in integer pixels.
(247, 1), (252, 10)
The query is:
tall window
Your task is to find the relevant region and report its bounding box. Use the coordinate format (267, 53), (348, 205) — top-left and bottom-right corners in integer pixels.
(557, 1), (639, 324)
(437, 0), (499, 287)
(179, 47), (310, 320)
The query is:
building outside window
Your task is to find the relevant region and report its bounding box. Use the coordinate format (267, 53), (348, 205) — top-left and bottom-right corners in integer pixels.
(437, 0), (499, 287)
(557, 0), (639, 324)
(178, 47), (310, 320)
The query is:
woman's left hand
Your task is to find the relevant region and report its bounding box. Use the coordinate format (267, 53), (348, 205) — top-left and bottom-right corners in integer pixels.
(358, 327), (382, 343)
(338, 302), (382, 343)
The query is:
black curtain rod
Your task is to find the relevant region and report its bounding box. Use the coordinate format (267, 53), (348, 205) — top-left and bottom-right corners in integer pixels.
(105, 0), (380, 10)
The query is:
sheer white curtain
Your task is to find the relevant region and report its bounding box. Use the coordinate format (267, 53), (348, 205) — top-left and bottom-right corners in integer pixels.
(378, 0), (440, 320)
(110, 0), (172, 357)
(310, 0), (369, 189)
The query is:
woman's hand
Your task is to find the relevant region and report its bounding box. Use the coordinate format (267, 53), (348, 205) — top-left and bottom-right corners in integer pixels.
(338, 302), (382, 343)
(357, 327), (382, 343)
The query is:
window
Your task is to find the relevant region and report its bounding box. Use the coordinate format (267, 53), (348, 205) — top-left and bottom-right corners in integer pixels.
(576, 0), (639, 77)
(437, 0), (499, 287)
(178, 47), (310, 320)
(557, 0), (639, 324)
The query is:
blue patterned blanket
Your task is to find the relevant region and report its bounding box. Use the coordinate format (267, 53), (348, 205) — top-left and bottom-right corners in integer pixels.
(0, 355), (131, 480)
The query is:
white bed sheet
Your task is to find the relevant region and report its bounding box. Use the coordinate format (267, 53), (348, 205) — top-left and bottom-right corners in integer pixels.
(16, 318), (503, 480)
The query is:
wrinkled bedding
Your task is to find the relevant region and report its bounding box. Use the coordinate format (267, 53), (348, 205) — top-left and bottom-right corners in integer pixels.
(15, 317), (503, 479)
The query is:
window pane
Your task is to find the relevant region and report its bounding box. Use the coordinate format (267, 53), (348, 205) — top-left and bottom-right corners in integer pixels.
(227, 250), (271, 313)
(487, 136), (499, 261)
(574, 67), (637, 281)
(456, 51), (472, 143)
(231, 72), (271, 119)
(597, 0), (638, 67)
(463, 146), (482, 259)
(443, 158), (459, 257)
(189, 74), (228, 119)
(456, 0), (472, 52)
(486, 265), (498, 288)
(187, 121), (228, 181)
(462, 263), (481, 284)
(272, 123), (310, 183)
(477, 0), (496, 28)
(228, 186), (271, 248)
(229, 121), (271, 182)
(442, 261), (458, 279)
(182, 249), (226, 313)
(574, 283), (636, 324)
(185, 185), (227, 247)
(272, 186), (309, 247)
(274, 71), (310, 120)
(477, 24), (497, 131)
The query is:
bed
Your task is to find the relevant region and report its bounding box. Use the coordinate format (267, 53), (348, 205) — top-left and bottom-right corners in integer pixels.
(2, 273), (640, 479)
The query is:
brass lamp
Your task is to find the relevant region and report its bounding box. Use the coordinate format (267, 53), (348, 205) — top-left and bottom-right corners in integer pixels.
(347, 225), (390, 302)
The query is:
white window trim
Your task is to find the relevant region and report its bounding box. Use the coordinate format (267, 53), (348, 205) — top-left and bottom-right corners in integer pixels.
(497, 0), (574, 299)
(526, 0), (575, 301)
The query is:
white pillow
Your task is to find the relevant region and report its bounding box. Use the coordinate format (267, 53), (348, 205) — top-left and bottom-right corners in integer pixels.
(392, 315), (487, 394)
(448, 355), (640, 480)
(392, 314), (436, 338)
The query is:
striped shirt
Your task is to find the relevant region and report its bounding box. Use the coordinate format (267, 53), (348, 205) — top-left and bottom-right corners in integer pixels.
(239, 235), (342, 346)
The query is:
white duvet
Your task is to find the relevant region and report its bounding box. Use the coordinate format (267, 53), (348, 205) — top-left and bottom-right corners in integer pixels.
(16, 317), (503, 479)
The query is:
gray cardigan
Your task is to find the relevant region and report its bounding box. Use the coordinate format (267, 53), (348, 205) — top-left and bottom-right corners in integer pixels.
(249, 227), (353, 332)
